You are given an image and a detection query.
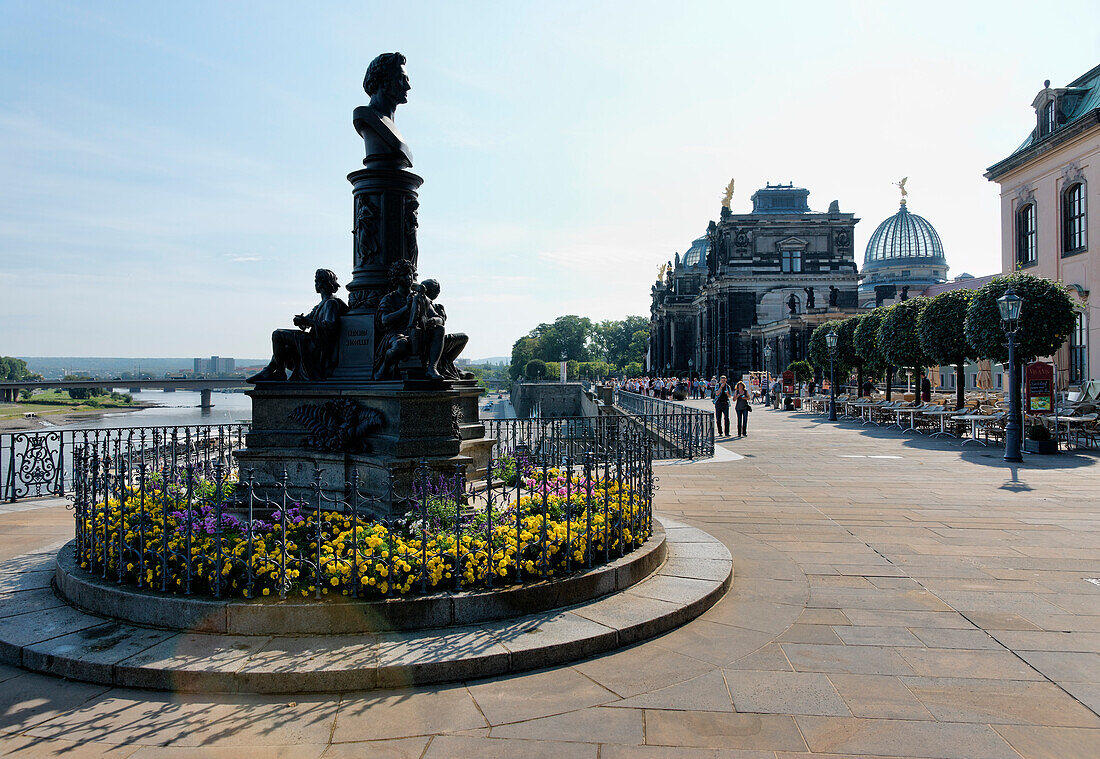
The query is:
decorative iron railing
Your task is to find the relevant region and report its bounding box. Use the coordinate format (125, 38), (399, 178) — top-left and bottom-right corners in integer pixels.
(69, 417), (654, 599)
(613, 390), (715, 459)
(5, 402), (715, 503)
(2, 424), (249, 503)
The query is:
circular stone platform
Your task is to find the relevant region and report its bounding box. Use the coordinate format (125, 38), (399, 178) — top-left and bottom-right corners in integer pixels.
(54, 524), (668, 635)
(0, 518), (731, 694)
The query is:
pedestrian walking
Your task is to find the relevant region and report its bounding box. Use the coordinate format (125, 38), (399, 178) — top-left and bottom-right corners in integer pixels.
(733, 380), (751, 437)
(713, 375), (731, 437)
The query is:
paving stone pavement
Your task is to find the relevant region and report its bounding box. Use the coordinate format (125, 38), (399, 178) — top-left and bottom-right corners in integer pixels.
(2, 405), (1100, 757)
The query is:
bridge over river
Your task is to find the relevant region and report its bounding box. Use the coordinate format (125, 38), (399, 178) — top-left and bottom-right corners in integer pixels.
(0, 378), (249, 408)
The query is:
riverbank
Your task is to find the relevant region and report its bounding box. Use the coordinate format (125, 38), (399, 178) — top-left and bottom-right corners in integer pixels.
(0, 401), (153, 432)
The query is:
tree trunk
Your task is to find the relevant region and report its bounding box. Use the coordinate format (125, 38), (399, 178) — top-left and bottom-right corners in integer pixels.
(955, 361), (965, 410)
(886, 366), (893, 401)
(857, 365), (864, 397)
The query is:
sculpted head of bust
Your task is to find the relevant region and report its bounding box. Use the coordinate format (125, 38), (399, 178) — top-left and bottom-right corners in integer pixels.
(363, 52), (410, 121)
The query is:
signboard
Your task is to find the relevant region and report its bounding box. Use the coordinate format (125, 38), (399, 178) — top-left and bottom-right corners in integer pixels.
(782, 370), (795, 395)
(1025, 361), (1054, 413)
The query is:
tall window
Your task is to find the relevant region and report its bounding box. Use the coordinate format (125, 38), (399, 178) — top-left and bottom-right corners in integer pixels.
(780, 248), (802, 273)
(1070, 311), (1087, 384)
(1063, 182), (1086, 253)
(1043, 101), (1056, 136)
(1016, 203), (1036, 267)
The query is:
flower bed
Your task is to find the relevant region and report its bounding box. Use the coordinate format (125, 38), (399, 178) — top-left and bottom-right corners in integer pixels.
(75, 458), (651, 600)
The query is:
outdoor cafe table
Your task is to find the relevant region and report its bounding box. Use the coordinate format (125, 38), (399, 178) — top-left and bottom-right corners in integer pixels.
(849, 401), (880, 425)
(923, 409), (962, 439)
(892, 406), (928, 434)
(1042, 414), (1095, 449)
(953, 414), (1000, 446)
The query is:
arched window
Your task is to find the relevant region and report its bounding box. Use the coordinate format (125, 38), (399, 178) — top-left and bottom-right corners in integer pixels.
(1016, 203), (1036, 267)
(1063, 182), (1086, 254)
(1043, 101), (1057, 136)
(1070, 311), (1087, 384)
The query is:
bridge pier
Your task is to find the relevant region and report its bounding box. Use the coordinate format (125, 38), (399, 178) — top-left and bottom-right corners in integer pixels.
(200, 388), (213, 408)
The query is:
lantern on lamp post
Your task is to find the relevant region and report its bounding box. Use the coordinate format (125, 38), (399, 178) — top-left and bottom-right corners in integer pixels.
(998, 287), (1023, 463)
(826, 330), (839, 422)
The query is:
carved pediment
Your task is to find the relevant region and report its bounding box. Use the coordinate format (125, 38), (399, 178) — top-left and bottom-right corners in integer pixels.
(776, 236), (809, 250)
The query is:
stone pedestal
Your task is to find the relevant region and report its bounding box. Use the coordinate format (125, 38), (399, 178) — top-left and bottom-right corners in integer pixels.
(236, 380), (478, 519)
(332, 166), (423, 382)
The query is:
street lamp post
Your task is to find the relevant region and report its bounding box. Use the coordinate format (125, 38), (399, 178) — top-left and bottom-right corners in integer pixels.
(998, 287), (1024, 463)
(826, 330), (839, 422)
(763, 343), (773, 408)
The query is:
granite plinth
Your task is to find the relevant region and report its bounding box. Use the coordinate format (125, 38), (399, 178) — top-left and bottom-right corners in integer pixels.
(238, 380), (478, 516)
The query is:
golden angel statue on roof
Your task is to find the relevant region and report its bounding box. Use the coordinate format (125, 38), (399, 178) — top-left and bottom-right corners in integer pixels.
(895, 176), (908, 202)
(721, 179), (735, 210)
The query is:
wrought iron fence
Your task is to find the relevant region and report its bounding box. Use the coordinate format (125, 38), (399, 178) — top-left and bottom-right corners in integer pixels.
(613, 390), (715, 459)
(69, 417), (654, 599)
(2, 424), (248, 503)
(5, 401), (715, 504)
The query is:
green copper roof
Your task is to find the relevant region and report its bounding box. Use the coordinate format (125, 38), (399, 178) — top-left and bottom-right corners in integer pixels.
(1006, 63), (1100, 158)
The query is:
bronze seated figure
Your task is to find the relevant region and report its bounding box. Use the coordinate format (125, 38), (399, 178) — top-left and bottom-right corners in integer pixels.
(374, 260), (471, 381)
(248, 269), (348, 383)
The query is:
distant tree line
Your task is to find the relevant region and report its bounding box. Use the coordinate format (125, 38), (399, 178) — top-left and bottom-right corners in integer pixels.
(509, 315), (649, 381)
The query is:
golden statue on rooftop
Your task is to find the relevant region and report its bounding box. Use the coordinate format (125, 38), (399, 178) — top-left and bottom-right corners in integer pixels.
(895, 176), (908, 204)
(721, 179), (735, 210)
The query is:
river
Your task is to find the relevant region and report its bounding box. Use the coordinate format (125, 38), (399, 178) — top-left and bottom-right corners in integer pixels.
(50, 389), (253, 431)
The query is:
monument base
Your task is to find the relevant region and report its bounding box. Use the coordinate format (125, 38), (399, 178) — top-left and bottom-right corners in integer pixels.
(236, 380), (490, 519)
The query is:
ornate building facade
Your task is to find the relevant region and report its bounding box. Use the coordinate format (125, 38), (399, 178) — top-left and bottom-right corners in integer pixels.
(649, 183), (860, 379)
(985, 64), (1099, 388)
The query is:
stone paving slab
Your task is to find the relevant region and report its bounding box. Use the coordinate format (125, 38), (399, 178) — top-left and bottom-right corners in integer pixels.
(4, 406), (1100, 756)
(0, 518), (731, 693)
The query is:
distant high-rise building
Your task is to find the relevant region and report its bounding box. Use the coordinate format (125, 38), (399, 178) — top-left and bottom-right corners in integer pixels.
(193, 356), (236, 374)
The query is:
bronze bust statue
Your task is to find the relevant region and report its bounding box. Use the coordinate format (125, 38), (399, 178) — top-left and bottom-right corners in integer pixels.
(374, 261), (471, 381)
(353, 52), (413, 168)
(248, 269), (348, 382)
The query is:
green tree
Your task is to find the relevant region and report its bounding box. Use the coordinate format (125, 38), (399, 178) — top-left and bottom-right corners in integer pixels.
(538, 315), (593, 362)
(524, 359), (548, 380)
(854, 308), (888, 383)
(919, 289), (977, 409)
(964, 273), (1077, 364)
(835, 316), (867, 393)
(0, 357), (38, 382)
(63, 375), (107, 401)
(606, 316), (649, 368)
(786, 360), (814, 383)
(879, 299), (933, 396)
(809, 320), (852, 384)
(623, 361), (643, 378)
(509, 336), (539, 381)
(626, 329), (649, 367)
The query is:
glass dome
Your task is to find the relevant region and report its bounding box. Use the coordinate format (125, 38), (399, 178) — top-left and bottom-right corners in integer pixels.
(682, 234), (709, 267)
(863, 203), (946, 272)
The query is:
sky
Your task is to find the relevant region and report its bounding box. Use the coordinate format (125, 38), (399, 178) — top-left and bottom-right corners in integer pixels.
(1, 1), (1098, 361)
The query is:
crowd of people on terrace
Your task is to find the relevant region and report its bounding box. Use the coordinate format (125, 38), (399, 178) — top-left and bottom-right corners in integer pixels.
(610, 370), (1100, 450)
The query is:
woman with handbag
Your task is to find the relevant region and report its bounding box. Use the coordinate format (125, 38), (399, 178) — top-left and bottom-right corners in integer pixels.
(734, 380), (752, 437)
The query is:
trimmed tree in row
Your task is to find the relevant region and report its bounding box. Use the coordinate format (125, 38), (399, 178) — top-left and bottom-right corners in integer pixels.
(879, 298), (933, 398)
(854, 307), (890, 397)
(809, 319), (852, 390)
(918, 289), (976, 410)
(964, 273), (1077, 368)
